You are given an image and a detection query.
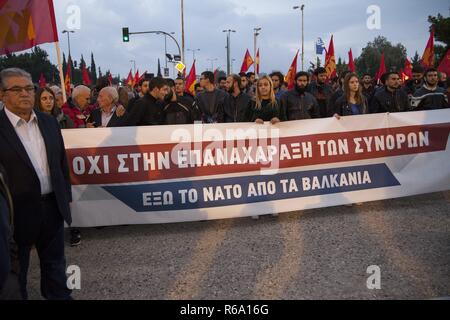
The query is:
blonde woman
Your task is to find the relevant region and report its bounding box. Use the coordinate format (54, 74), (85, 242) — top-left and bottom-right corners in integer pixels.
(244, 75), (281, 124)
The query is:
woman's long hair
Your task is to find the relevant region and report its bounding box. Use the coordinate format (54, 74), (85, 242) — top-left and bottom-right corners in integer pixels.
(255, 75), (277, 109)
(343, 73), (365, 106)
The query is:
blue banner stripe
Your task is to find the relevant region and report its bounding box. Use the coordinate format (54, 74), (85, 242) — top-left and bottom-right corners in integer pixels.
(102, 164), (400, 212)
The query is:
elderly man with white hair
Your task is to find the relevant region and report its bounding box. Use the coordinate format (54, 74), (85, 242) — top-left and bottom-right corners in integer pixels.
(61, 85), (91, 128)
(87, 86), (128, 128)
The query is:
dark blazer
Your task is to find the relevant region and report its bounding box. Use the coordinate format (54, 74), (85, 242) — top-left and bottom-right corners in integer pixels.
(0, 164), (11, 291)
(0, 109), (72, 245)
(89, 107), (127, 128)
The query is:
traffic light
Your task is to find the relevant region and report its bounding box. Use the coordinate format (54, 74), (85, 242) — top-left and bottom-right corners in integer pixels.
(122, 27), (129, 42)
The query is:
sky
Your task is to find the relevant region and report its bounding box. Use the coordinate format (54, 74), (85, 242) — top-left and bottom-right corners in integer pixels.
(35, 0), (450, 79)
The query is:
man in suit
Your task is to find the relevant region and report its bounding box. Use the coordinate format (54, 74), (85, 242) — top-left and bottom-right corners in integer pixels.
(0, 68), (72, 300)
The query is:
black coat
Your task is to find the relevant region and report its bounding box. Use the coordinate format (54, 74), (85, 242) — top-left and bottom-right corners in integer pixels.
(334, 96), (369, 116)
(89, 107), (128, 127)
(224, 92), (252, 123)
(370, 87), (409, 113)
(0, 164), (11, 291)
(125, 94), (164, 126)
(280, 89), (320, 121)
(0, 110), (72, 246)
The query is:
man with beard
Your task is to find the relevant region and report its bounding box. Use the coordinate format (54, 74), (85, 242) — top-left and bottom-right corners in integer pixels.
(162, 79), (200, 125)
(224, 74), (251, 123)
(403, 65), (425, 97)
(411, 68), (449, 110)
(126, 77), (169, 126)
(307, 67), (333, 118)
(217, 77), (227, 91)
(370, 72), (409, 113)
(280, 71), (320, 121)
(127, 77), (151, 112)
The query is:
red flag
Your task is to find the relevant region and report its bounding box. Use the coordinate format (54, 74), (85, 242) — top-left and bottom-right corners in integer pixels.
(133, 69), (140, 87)
(404, 58), (413, 79)
(285, 50), (299, 90)
(38, 73), (46, 88)
(0, 0), (59, 55)
(240, 49), (254, 73)
(348, 48), (356, 72)
(421, 29), (435, 69)
(108, 73), (113, 86)
(375, 53), (386, 83)
(437, 48), (450, 76)
(64, 57), (71, 96)
(125, 70), (133, 87)
(185, 60), (197, 95)
(255, 49), (260, 75)
(138, 71), (147, 83)
(324, 35), (336, 79)
(82, 64), (91, 86)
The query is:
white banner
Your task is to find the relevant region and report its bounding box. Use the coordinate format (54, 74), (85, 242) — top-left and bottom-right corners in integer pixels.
(62, 110), (450, 227)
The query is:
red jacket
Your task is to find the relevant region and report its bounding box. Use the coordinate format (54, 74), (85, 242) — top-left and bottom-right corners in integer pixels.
(61, 98), (95, 128)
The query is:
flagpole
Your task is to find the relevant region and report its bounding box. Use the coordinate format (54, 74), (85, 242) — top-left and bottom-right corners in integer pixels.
(54, 42), (67, 102)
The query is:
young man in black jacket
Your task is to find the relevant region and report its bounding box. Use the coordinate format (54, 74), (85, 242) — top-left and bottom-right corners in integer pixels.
(307, 67), (334, 118)
(195, 71), (228, 123)
(411, 68), (449, 111)
(224, 74), (251, 123)
(126, 77), (169, 126)
(370, 72), (409, 113)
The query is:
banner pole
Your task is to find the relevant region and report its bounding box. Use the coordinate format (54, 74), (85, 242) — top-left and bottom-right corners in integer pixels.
(54, 42), (67, 102)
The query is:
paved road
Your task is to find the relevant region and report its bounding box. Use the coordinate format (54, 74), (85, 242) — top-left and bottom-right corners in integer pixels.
(27, 191), (450, 300)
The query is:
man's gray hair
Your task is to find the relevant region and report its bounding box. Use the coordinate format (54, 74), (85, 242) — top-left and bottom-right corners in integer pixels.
(0, 68), (33, 89)
(100, 86), (119, 104)
(72, 85), (91, 99)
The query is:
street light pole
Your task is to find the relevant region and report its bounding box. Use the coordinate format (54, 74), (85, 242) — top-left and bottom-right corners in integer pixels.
(62, 30), (75, 80)
(253, 27), (261, 74)
(164, 32), (175, 69)
(181, 0), (185, 64)
(187, 49), (200, 65)
(207, 58), (218, 71)
(222, 29), (236, 75)
(293, 4), (305, 71)
(130, 60), (136, 74)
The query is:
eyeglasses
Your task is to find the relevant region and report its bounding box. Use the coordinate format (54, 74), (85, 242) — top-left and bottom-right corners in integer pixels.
(3, 86), (35, 94)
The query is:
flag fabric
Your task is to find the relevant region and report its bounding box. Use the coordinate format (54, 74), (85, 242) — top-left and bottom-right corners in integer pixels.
(138, 70), (147, 83)
(399, 69), (407, 83)
(240, 49), (254, 73)
(404, 58), (413, 79)
(38, 73), (46, 88)
(0, 0), (59, 55)
(82, 64), (91, 86)
(285, 50), (299, 90)
(316, 37), (325, 55)
(348, 48), (356, 73)
(108, 73), (113, 86)
(185, 60), (197, 95)
(133, 69), (140, 87)
(324, 35), (336, 79)
(375, 53), (386, 83)
(421, 29), (435, 69)
(64, 57), (71, 96)
(255, 49), (260, 75)
(157, 59), (162, 77)
(126, 70), (133, 87)
(437, 48), (450, 76)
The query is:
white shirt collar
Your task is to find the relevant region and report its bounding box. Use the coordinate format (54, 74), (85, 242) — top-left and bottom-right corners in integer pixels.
(4, 107), (37, 128)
